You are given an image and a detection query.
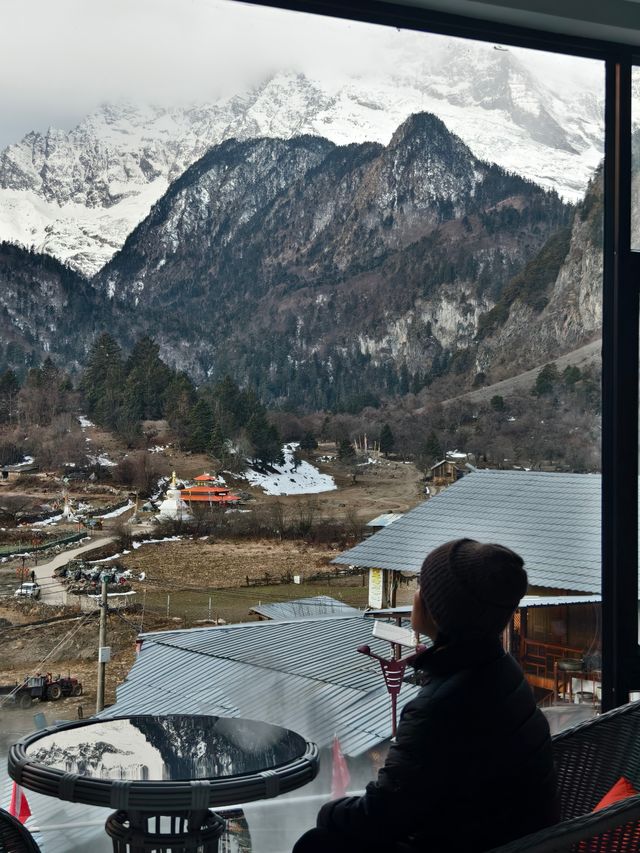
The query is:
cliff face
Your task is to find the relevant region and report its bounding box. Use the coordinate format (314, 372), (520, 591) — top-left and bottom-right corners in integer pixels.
(477, 168), (602, 376)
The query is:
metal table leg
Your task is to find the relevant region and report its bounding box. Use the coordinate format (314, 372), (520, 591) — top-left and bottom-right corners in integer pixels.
(106, 808), (225, 852)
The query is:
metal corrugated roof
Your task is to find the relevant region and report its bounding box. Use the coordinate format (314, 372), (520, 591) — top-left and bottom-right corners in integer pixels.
(106, 616), (419, 756)
(366, 513), (403, 528)
(248, 595), (361, 620)
(519, 595), (602, 608)
(334, 470), (603, 594)
(366, 596), (604, 617)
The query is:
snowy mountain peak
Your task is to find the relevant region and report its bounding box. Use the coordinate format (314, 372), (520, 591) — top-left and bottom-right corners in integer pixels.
(0, 44), (605, 276)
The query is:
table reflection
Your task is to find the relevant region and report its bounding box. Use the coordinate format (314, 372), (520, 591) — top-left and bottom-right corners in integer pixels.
(26, 715), (307, 782)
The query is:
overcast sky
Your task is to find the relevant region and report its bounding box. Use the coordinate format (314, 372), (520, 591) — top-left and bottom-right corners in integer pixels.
(0, 0), (604, 149)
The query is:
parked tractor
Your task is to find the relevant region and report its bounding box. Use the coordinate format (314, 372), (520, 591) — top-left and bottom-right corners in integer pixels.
(0, 673), (83, 708)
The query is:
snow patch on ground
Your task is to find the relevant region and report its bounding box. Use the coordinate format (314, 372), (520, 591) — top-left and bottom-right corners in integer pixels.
(89, 550), (131, 564)
(32, 514), (63, 527)
(88, 453), (117, 467)
(78, 415), (95, 428)
(241, 444), (336, 496)
(132, 536), (184, 549)
(96, 500), (134, 519)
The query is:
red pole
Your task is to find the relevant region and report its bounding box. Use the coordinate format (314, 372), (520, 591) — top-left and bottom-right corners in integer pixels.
(391, 693), (398, 738)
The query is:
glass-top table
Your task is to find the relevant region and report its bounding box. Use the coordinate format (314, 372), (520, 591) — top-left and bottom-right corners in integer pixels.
(8, 715), (319, 852)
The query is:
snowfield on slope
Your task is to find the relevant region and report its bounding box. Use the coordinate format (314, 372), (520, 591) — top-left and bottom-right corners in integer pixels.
(242, 444), (337, 495)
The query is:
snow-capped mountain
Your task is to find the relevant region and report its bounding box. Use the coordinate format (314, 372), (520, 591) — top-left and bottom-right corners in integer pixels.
(0, 35), (605, 276)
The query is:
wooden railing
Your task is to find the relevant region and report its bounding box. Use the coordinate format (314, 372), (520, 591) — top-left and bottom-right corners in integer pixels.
(519, 638), (584, 687)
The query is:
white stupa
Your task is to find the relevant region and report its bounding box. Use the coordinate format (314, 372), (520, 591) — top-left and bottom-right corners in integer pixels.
(157, 472), (193, 522)
(61, 494), (77, 522)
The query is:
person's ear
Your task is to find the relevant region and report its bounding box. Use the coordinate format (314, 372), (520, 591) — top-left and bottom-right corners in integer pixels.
(411, 588), (438, 639)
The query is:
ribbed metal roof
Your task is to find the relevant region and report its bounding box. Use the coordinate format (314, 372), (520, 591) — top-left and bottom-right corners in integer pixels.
(248, 595), (361, 620)
(334, 470), (603, 594)
(366, 513), (403, 527)
(519, 595), (602, 608)
(366, 596), (603, 617)
(105, 616), (420, 757)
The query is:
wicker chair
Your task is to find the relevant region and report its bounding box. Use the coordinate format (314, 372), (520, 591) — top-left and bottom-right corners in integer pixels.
(0, 809), (40, 853)
(489, 700), (640, 852)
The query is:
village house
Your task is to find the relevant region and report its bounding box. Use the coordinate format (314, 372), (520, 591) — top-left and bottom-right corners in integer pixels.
(426, 451), (472, 485)
(0, 461), (38, 482)
(335, 469), (609, 703)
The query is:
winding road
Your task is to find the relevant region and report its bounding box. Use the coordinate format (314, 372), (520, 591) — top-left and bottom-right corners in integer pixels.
(33, 536), (116, 605)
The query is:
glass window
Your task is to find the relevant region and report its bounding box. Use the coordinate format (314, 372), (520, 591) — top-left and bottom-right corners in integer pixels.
(0, 2), (606, 848)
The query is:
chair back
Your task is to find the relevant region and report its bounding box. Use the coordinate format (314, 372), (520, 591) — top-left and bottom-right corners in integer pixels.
(551, 701), (640, 822)
(0, 809), (40, 853)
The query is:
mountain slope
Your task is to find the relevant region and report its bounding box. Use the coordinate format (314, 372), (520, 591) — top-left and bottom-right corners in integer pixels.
(0, 243), (104, 375)
(93, 112), (572, 407)
(0, 36), (603, 275)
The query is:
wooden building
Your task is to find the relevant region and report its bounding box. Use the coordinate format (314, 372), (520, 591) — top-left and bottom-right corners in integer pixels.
(180, 473), (240, 506)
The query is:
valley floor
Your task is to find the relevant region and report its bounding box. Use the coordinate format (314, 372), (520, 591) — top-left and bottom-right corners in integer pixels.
(0, 452), (423, 716)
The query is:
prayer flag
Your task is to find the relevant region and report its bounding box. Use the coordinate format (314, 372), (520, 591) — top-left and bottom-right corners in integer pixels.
(9, 782), (32, 824)
(331, 735), (350, 799)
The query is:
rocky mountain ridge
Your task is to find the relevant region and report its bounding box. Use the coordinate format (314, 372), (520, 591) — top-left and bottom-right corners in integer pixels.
(0, 110), (604, 412)
(0, 36), (604, 276)
(91, 112), (573, 407)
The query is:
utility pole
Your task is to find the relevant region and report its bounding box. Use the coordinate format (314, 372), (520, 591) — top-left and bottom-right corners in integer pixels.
(96, 579), (109, 713)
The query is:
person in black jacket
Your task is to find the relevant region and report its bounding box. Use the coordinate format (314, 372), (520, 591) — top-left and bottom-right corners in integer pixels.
(293, 538), (559, 853)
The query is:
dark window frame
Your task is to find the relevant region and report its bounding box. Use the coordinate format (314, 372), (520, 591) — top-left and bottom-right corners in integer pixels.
(238, 0), (640, 709)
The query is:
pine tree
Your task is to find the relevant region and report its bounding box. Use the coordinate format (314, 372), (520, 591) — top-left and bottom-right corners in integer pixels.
(420, 431), (443, 468)
(300, 431), (318, 451)
(0, 370), (20, 423)
(81, 334), (124, 427)
(532, 362), (559, 396)
(187, 399), (214, 453)
(247, 410), (281, 466)
(164, 372), (197, 440)
(210, 421), (226, 461)
(338, 438), (356, 462)
(379, 423), (395, 456)
(124, 336), (172, 419)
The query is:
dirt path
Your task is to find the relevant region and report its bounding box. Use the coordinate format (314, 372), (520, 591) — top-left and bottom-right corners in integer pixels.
(438, 339), (601, 407)
(34, 536), (116, 605)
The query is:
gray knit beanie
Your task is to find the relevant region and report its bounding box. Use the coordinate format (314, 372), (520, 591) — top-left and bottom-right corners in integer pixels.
(419, 538), (527, 637)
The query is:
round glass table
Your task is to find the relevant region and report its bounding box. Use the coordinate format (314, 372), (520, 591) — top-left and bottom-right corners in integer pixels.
(8, 714), (319, 853)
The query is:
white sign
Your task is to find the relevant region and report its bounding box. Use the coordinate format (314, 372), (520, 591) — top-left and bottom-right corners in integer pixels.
(368, 568), (384, 609)
(98, 646), (111, 663)
(372, 620), (418, 647)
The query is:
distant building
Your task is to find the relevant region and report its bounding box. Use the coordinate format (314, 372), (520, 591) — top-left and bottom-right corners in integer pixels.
(0, 462), (38, 482)
(366, 512), (403, 530)
(180, 473), (240, 506)
(427, 452), (470, 484)
(249, 595), (362, 621)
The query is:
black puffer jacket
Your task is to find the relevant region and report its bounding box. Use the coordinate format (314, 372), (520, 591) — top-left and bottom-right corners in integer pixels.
(318, 634), (559, 852)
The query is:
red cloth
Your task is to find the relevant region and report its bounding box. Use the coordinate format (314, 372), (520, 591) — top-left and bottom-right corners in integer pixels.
(331, 736), (351, 799)
(593, 776), (638, 812)
(8, 782), (32, 824)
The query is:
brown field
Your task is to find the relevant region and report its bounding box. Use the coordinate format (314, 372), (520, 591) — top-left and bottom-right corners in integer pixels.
(0, 439), (424, 713)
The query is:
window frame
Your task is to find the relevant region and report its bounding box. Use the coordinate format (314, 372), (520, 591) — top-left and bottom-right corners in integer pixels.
(238, 0), (640, 709)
